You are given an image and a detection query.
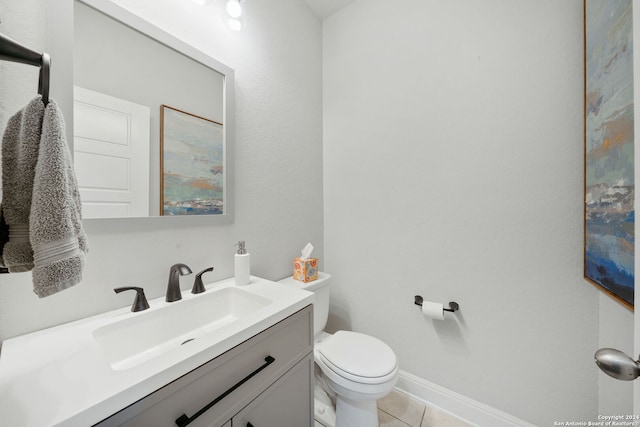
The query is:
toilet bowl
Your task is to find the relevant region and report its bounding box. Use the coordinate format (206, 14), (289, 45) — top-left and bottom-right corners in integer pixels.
(278, 273), (398, 427)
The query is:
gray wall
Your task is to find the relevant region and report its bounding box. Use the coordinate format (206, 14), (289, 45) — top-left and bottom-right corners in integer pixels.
(0, 0), (323, 341)
(322, 0), (608, 424)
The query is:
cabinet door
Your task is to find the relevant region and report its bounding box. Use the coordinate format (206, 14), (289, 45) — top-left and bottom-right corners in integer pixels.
(233, 353), (313, 427)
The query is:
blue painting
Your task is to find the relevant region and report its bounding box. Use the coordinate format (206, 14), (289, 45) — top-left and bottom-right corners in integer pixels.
(161, 105), (224, 216)
(585, 0), (634, 307)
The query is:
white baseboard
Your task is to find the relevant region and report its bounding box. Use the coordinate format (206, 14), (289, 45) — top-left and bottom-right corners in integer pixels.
(395, 370), (537, 427)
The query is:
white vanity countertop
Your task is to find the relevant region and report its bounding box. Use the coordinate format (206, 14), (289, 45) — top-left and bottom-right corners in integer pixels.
(0, 276), (313, 427)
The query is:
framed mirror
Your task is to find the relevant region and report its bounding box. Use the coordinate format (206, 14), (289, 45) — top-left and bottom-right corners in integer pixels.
(52, 0), (234, 221)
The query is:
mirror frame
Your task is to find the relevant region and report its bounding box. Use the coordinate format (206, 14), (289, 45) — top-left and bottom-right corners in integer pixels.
(47, 0), (235, 224)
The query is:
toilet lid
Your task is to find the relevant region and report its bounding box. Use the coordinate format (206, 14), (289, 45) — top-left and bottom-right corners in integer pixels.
(317, 331), (397, 380)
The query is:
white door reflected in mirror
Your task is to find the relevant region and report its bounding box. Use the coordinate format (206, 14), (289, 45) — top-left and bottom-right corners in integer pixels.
(74, 86), (150, 219)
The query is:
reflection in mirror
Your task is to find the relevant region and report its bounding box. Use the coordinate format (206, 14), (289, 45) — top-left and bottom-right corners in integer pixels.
(160, 105), (224, 216)
(72, 0), (233, 219)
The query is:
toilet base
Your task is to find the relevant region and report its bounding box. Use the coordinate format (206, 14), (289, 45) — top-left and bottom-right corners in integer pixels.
(314, 379), (337, 427)
(335, 396), (379, 427)
(314, 396), (379, 427)
(315, 397), (336, 427)
(314, 380), (379, 427)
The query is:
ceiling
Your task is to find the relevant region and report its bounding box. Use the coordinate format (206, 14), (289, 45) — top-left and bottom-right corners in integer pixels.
(303, 0), (355, 19)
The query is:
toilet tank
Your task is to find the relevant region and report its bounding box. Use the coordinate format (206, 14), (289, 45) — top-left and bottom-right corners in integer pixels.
(278, 272), (331, 339)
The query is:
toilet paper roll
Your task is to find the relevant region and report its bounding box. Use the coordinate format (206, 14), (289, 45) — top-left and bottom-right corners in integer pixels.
(421, 301), (445, 320)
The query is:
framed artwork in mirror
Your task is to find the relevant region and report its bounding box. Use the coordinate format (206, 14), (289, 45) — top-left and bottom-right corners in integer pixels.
(584, 0), (634, 309)
(160, 105), (224, 216)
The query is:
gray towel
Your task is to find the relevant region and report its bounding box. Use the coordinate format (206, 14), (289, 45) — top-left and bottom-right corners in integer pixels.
(0, 98), (43, 273)
(0, 96), (88, 297)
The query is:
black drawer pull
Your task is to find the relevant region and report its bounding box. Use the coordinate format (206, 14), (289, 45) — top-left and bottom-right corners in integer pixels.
(175, 356), (275, 427)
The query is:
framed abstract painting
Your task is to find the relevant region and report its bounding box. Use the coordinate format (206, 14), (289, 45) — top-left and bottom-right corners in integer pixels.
(160, 105), (225, 216)
(584, 0), (634, 308)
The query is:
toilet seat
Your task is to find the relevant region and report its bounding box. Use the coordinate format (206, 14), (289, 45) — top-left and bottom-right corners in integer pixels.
(316, 331), (398, 385)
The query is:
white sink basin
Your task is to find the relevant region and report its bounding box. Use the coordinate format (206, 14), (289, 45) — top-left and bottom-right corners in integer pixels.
(93, 286), (272, 370)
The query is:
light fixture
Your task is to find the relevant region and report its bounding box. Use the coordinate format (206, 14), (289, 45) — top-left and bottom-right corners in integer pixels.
(225, 0), (243, 18)
(224, 0), (245, 31)
(227, 18), (243, 31)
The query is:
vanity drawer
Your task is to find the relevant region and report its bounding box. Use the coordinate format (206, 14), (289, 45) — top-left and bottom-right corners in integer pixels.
(95, 305), (312, 427)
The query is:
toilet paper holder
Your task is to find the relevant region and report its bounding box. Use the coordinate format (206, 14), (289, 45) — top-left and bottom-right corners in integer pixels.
(414, 295), (459, 313)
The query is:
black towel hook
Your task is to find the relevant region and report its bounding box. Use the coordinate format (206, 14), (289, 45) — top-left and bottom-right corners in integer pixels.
(38, 52), (50, 105)
(0, 32), (51, 105)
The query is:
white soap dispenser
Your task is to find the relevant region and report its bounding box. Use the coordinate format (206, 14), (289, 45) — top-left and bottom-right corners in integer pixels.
(234, 241), (250, 286)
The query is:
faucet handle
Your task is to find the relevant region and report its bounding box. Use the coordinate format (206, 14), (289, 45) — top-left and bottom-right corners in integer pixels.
(192, 267), (214, 294)
(114, 286), (150, 312)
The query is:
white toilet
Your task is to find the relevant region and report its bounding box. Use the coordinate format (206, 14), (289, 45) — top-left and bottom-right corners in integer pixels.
(279, 272), (399, 427)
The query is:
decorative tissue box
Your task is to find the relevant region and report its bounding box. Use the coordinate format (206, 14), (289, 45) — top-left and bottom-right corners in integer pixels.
(293, 257), (318, 282)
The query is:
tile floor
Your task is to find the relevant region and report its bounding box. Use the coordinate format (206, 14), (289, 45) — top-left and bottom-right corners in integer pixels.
(377, 389), (472, 427)
(314, 389), (473, 427)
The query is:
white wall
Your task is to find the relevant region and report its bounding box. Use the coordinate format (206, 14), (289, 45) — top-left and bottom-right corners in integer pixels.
(323, 0), (604, 424)
(0, 0), (323, 341)
(598, 295), (634, 416)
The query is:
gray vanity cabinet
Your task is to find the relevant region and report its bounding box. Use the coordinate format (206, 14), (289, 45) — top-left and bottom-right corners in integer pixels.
(95, 305), (313, 427)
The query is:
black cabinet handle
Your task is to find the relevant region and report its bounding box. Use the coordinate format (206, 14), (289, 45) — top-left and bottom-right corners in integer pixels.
(175, 356), (275, 427)
(247, 423), (254, 427)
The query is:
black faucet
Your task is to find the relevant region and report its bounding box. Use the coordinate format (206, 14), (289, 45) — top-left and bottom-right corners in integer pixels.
(114, 287), (150, 312)
(166, 263), (192, 302)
